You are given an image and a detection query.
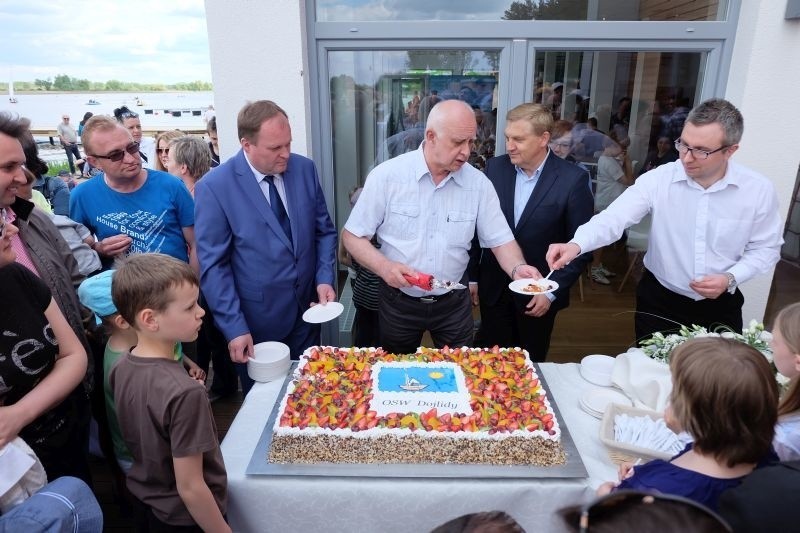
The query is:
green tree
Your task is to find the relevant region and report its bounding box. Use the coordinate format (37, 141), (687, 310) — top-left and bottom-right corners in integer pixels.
(105, 79), (124, 91)
(503, 0), (587, 21)
(53, 74), (74, 90)
(34, 78), (53, 90)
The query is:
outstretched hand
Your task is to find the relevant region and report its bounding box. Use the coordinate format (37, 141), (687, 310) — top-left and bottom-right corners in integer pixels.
(546, 243), (581, 271)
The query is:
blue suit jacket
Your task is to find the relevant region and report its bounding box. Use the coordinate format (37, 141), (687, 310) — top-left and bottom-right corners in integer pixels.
(194, 150), (337, 343)
(476, 154), (594, 311)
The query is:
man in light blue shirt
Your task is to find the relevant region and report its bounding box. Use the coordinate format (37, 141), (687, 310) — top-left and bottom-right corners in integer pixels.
(344, 99), (539, 354)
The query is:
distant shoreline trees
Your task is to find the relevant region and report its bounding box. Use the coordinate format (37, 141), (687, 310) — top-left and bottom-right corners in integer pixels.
(3, 74), (212, 92)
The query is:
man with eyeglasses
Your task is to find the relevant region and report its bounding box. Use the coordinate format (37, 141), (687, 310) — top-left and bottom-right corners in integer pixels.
(69, 115), (198, 272)
(547, 98), (783, 341)
(57, 114), (83, 176)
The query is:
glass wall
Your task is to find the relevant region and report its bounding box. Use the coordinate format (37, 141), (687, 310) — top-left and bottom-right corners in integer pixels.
(329, 49), (500, 229)
(533, 50), (704, 176)
(317, 0), (727, 22)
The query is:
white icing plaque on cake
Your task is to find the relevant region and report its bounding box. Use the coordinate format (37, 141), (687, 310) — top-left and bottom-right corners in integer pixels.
(369, 361), (473, 417)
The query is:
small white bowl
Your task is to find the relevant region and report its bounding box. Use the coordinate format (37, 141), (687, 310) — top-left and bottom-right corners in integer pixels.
(580, 354), (616, 387)
(247, 342), (290, 382)
(250, 341), (290, 364)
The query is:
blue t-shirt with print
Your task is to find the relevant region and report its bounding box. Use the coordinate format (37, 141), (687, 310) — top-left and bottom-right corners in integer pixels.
(69, 169), (194, 263)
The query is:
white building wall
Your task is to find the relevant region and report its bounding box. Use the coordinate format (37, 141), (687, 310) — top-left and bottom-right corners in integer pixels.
(725, 2), (800, 322)
(204, 1), (799, 323)
(203, 0), (309, 159)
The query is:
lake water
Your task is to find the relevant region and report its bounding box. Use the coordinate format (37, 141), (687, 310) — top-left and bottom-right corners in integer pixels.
(1, 91), (214, 131)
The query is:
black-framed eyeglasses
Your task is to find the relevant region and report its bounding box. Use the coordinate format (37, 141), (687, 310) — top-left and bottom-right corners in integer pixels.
(0, 208), (8, 239)
(578, 490), (732, 533)
(91, 142), (140, 162)
(156, 148), (170, 155)
(674, 139), (729, 160)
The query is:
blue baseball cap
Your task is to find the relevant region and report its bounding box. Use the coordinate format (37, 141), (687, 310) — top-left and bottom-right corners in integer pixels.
(77, 270), (117, 320)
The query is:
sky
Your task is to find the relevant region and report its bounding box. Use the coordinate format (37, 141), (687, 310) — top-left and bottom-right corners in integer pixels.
(0, 0), (212, 84)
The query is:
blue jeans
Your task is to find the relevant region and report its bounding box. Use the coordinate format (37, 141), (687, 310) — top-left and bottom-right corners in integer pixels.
(63, 143), (82, 174)
(0, 476), (103, 532)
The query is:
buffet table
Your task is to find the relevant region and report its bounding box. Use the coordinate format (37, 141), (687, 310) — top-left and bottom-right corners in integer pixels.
(221, 363), (618, 532)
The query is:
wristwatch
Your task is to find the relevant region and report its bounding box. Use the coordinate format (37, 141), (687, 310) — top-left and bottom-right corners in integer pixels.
(725, 272), (737, 294)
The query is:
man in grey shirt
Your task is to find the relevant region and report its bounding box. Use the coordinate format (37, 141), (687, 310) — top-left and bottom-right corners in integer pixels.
(57, 114), (82, 175)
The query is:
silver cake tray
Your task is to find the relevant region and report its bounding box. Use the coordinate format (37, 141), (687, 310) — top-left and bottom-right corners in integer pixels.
(246, 362), (588, 479)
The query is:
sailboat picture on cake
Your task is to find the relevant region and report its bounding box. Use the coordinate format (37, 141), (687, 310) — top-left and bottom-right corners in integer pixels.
(399, 372), (428, 391)
(379, 366), (458, 393)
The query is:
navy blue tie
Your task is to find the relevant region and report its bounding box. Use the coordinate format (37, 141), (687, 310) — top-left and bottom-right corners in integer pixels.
(265, 175), (292, 241)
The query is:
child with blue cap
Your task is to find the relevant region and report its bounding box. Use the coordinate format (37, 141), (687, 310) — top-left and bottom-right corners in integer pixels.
(78, 270), (205, 472)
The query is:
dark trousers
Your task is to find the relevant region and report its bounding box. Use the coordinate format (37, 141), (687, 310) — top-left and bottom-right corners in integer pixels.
(130, 496), (222, 533)
(378, 282), (473, 354)
(63, 142), (81, 173)
(352, 305), (380, 347)
(474, 289), (558, 362)
(235, 315), (320, 396)
(635, 269), (744, 343)
(194, 293), (238, 396)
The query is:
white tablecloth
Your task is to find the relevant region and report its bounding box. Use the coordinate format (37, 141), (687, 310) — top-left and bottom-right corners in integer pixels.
(221, 363), (618, 532)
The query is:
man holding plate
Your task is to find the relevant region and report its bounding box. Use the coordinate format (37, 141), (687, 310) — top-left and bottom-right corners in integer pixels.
(343, 99), (539, 355)
(473, 103), (594, 362)
(194, 100), (337, 395)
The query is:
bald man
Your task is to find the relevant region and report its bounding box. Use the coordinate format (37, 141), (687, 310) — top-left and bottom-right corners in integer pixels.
(343, 99), (540, 354)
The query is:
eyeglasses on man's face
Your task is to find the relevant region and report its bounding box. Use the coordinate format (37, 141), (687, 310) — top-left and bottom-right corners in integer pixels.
(62, 116), (69, 120)
(674, 139), (728, 160)
(91, 142), (140, 162)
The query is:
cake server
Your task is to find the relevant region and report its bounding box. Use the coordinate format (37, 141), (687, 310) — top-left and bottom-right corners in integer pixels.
(403, 272), (467, 291)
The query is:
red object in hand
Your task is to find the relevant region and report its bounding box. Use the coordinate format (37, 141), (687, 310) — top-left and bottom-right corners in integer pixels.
(403, 273), (434, 290)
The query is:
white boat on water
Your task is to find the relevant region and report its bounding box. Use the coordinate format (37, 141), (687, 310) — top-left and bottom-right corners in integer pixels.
(8, 80), (17, 103)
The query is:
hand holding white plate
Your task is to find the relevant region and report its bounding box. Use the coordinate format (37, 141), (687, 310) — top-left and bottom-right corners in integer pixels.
(302, 301), (344, 323)
(508, 278), (559, 295)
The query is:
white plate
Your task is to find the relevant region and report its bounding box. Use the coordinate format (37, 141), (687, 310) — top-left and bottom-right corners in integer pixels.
(302, 301), (344, 324)
(580, 354), (616, 387)
(580, 388), (632, 418)
(508, 278), (560, 296)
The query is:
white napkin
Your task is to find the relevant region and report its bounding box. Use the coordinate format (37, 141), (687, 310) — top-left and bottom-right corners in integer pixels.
(614, 414), (684, 455)
(611, 348), (672, 411)
(0, 437), (47, 513)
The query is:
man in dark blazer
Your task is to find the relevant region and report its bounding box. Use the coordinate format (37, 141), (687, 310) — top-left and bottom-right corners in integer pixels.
(194, 100), (337, 394)
(474, 103), (594, 361)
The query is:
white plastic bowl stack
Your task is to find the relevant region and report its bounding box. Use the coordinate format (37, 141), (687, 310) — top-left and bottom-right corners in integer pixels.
(247, 341), (291, 383)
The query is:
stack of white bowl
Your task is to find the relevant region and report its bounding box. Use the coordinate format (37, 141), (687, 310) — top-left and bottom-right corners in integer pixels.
(247, 341), (291, 382)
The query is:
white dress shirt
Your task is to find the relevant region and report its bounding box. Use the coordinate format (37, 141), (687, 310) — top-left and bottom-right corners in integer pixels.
(345, 144), (514, 297)
(571, 160), (783, 300)
(244, 152), (289, 210)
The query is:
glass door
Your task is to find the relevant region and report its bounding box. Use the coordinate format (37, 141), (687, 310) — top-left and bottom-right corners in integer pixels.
(326, 48), (503, 232)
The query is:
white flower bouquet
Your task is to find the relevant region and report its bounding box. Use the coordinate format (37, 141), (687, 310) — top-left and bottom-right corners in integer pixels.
(640, 320), (790, 389)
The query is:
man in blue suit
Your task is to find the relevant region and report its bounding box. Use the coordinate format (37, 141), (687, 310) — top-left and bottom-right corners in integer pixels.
(194, 100), (337, 394)
(473, 103), (594, 361)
